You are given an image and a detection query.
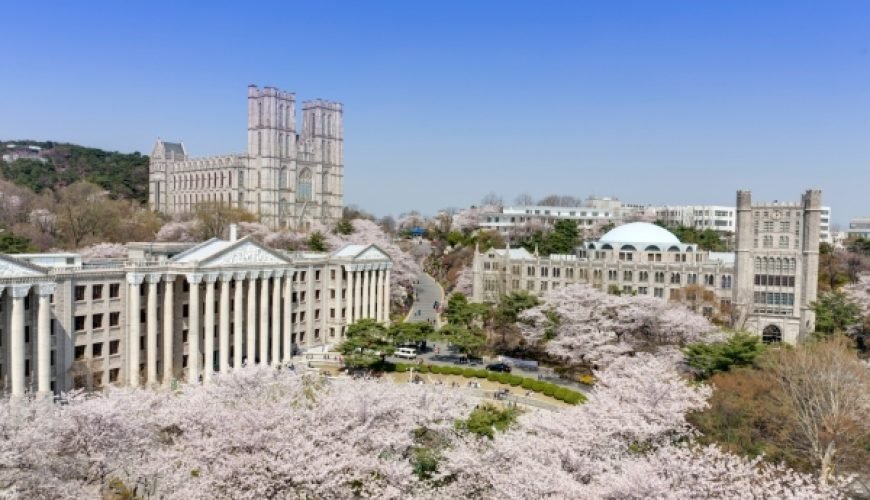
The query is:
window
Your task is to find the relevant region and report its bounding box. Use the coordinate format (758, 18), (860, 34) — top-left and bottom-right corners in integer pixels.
(109, 368), (120, 383)
(109, 283), (120, 298)
(623, 270), (632, 282)
(109, 340), (120, 355)
(670, 273), (681, 284)
(74, 316), (86, 331)
(92, 314), (103, 329)
(654, 288), (664, 298)
(74, 286), (86, 301)
(92, 285), (103, 300)
(92, 342), (103, 357)
(75, 345), (86, 360)
(110, 312), (120, 327)
(780, 221), (790, 232)
(779, 236), (789, 248)
(297, 169), (313, 201)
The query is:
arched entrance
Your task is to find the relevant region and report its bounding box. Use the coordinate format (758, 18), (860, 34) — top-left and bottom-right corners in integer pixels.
(762, 324), (782, 343)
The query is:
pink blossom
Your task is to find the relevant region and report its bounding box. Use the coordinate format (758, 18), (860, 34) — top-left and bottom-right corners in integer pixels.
(78, 242), (127, 259)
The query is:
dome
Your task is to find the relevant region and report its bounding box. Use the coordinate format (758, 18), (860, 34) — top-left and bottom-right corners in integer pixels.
(598, 222), (680, 245)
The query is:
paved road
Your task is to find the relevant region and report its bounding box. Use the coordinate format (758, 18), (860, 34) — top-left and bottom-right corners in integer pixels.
(407, 272), (443, 326)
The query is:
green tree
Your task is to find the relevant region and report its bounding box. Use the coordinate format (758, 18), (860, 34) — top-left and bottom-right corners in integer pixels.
(455, 403), (519, 439)
(494, 291), (538, 325)
(683, 332), (765, 379)
(439, 323), (487, 357)
(388, 321), (434, 345)
(335, 219), (354, 235)
(336, 319), (394, 368)
(0, 230), (37, 253)
(445, 293), (488, 327)
(307, 231), (328, 252)
(812, 292), (861, 335)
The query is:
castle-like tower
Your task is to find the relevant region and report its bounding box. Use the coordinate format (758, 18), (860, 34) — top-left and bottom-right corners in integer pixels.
(149, 85), (344, 230)
(733, 189), (821, 343)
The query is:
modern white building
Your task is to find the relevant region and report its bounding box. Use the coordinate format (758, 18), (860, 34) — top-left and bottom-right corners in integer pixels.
(473, 190), (822, 345)
(478, 196), (651, 237)
(654, 205), (736, 233)
(149, 85), (344, 230)
(847, 217), (870, 240)
(0, 231), (391, 397)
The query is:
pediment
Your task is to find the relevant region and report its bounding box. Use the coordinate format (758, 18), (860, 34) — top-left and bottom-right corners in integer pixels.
(201, 240), (289, 267)
(355, 246), (389, 261)
(0, 255), (48, 277)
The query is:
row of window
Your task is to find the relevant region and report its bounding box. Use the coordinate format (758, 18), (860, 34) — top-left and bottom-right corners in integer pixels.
(753, 292), (796, 306)
(74, 283), (121, 302)
(754, 257), (797, 274)
(754, 274), (796, 287)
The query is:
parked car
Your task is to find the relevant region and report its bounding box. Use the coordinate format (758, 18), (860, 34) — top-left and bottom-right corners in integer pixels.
(485, 363), (512, 373)
(395, 347), (417, 359)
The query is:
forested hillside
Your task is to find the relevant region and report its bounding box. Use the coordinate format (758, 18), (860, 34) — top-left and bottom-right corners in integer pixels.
(0, 140), (149, 202)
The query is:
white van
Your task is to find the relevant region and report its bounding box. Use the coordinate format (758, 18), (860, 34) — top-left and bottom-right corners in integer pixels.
(395, 347), (417, 359)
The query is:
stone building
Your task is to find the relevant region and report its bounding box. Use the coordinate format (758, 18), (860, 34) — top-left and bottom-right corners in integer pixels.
(149, 85), (344, 230)
(0, 230), (390, 396)
(472, 190), (822, 344)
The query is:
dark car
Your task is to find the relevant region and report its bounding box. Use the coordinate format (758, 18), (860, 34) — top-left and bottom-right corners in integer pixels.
(485, 363), (512, 373)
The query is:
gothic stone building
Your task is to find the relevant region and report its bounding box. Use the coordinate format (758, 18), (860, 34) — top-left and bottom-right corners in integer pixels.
(149, 85), (344, 230)
(472, 190), (822, 345)
(0, 232), (391, 397)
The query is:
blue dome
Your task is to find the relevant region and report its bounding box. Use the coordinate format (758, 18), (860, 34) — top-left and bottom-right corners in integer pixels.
(599, 222), (680, 245)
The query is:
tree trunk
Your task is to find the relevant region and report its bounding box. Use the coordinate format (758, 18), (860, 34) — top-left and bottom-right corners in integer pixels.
(819, 440), (836, 485)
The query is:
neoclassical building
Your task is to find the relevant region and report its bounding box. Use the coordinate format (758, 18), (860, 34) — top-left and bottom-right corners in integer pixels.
(472, 190), (822, 345)
(149, 85), (344, 230)
(0, 230), (391, 397)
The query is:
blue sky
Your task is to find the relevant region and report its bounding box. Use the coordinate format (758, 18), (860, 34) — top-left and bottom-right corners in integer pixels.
(1, 1), (868, 224)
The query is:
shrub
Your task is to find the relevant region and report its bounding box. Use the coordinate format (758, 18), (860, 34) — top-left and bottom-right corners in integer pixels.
(531, 381), (547, 392)
(495, 373), (511, 385)
(454, 403), (519, 439)
(521, 378), (536, 390)
(395, 364), (409, 373)
(473, 369), (488, 378)
(486, 372), (499, 382)
(449, 366), (463, 376)
(507, 375), (523, 386)
(578, 374), (595, 386)
(542, 384), (557, 397)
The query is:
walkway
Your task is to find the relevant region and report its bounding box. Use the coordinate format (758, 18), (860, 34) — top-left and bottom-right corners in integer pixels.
(406, 272), (444, 327)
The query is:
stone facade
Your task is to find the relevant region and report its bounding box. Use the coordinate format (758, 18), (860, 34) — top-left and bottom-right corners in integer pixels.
(149, 85), (344, 230)
(0, 235), (390, 396)
(472, 190), (822, 345)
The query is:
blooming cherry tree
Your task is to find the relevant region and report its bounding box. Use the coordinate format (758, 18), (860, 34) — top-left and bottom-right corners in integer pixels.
(520, 283), (722, 367)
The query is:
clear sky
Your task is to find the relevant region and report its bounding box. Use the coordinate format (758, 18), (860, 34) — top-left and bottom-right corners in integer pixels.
(1, 1), (868, 225)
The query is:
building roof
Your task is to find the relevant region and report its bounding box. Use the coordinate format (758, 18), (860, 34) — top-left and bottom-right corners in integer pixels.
(599, 222), (680, 245)
(162, 142), (185, 157)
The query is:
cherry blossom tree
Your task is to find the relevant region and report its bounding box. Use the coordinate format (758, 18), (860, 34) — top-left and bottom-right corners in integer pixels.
(78, 242), (128, 259)
(155, 220), (198, 243)
(453, 265), (473, 295)
(0, 358), (842, 498)
(520, 283), (722, 367)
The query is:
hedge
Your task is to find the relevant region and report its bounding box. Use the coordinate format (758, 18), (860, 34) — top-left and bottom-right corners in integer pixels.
(391, 363), (586, 405)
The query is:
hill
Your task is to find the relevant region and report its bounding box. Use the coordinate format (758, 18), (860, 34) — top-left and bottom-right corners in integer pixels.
(0, 140), (149, 202)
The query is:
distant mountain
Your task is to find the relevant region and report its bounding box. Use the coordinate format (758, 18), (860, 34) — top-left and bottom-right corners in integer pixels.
(0, 140), (149, 203)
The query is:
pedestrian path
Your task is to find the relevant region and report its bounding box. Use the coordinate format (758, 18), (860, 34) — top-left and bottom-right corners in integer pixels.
(406, 272), (444, 327)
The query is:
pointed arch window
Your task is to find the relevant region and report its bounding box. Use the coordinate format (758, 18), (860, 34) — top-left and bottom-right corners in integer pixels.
(297, 168), (312, 201)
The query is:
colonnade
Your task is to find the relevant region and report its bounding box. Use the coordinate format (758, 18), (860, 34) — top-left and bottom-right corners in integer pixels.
(0, 282), (56, 397)
(126, 265), (391, 388)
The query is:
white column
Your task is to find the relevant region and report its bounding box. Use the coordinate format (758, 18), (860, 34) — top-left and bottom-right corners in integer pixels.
(283, 271), (293, 362)
(384, 268), (391, 325)
(354, 270), (362, 321)
(334, 267), (343, 337)
(347, 270), (355, 324)
(9, 285), (30, 397)
(37, 283), (54, 395)
(362, 269), (370, 319)
(187, 274), (202, 384)
(306, 266), (315, 349)
(127, 274), (144, 387)
(271, 273), (282, 366)
(233, 272), (244, 369)
(374, 270), (383, 322)
(369, 270), (377, 320)
(203, 274), (216, 382)
(162, 276), (174, 386)
(146, 274), (159, 386)
(259, 272), (271, 364)
(247, 274), (258, 364)
(219, 273), (231, 373)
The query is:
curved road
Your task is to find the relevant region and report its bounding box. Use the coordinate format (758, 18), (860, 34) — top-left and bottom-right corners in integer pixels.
(407, 272), (443, 326)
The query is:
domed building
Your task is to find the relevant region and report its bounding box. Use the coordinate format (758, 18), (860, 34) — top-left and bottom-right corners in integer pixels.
(471, 190), (823, 345)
